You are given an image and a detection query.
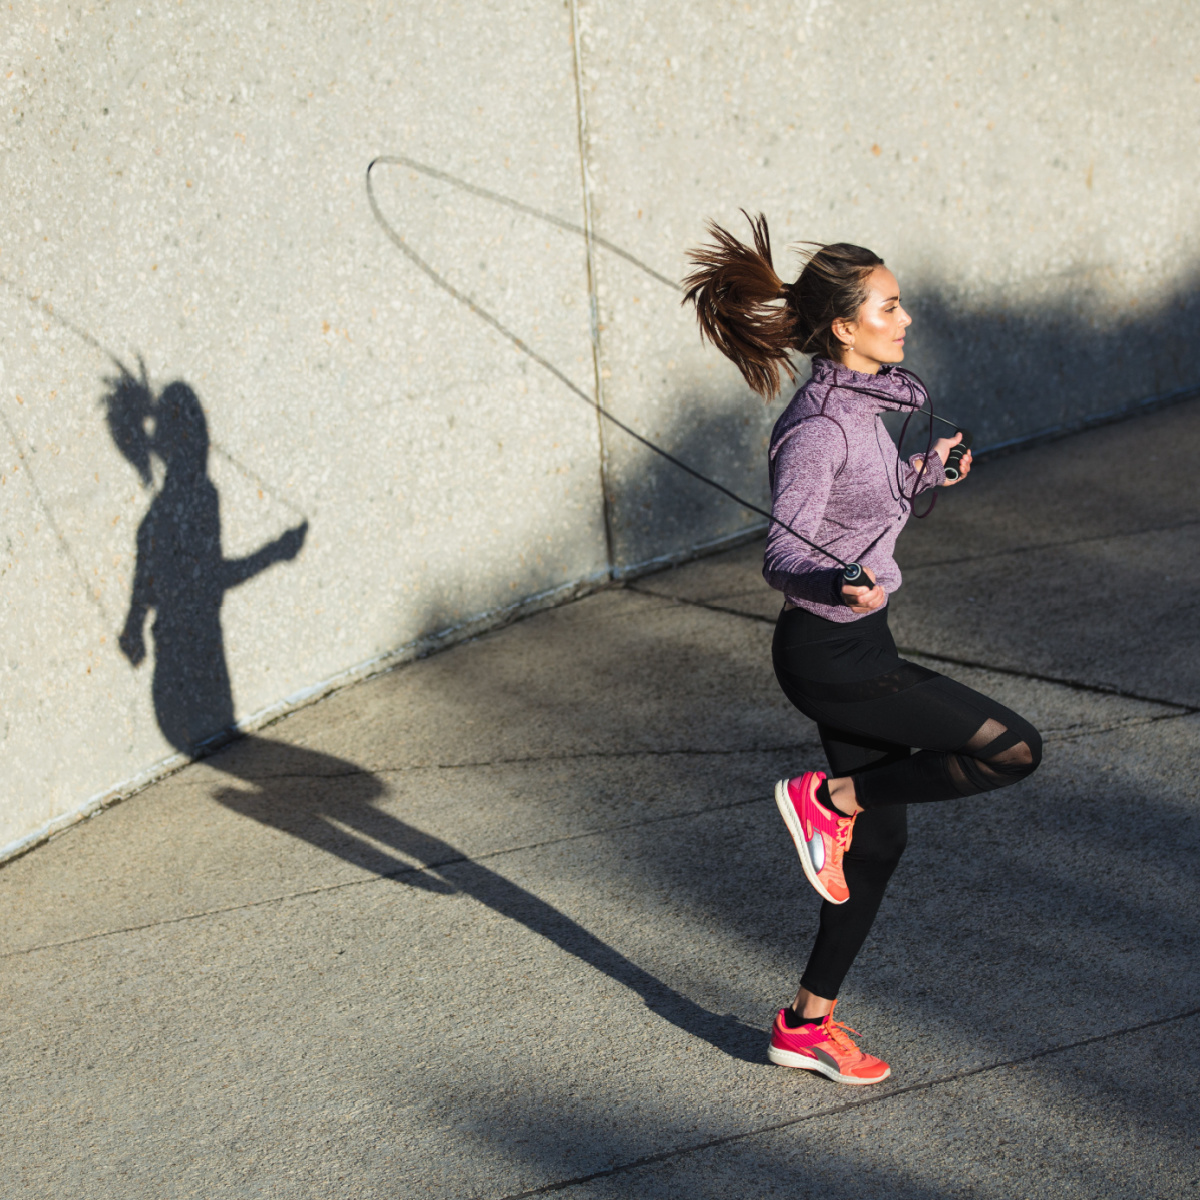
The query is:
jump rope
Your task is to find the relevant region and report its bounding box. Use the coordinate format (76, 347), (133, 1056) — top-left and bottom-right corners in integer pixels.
(366, 156), (971, 595)
(11, 166), (968, 603)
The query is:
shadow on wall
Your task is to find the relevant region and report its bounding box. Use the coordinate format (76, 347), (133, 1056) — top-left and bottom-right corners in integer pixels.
(102, 363), (308, 754)
(102, 362), (760, 1064)
(614, 269), (1200, 568)
(893, 269), (1200, 452)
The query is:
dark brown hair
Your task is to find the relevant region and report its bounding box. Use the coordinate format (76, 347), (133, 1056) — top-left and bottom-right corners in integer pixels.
(682, 211), (884, 397)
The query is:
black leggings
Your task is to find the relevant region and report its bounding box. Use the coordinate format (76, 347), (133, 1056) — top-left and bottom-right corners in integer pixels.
(772, 604), (1042, 1000)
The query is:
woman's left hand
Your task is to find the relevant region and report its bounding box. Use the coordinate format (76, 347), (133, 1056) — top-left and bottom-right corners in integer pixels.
(931, 433), (972, 485)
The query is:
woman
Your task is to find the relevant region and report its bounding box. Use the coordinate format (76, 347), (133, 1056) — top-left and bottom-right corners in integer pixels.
(683, 215), (1041, 1086)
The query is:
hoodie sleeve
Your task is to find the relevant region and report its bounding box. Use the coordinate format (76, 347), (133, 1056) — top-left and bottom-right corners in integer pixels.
(762, 418), (847, 605)
(897, 449), (946, 495)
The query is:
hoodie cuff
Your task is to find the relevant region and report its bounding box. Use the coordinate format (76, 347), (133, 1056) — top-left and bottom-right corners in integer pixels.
(909, 451), (946, 491)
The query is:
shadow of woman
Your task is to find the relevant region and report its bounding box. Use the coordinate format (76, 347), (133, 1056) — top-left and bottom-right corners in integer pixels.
(103, 367), (307, 753)
(102, 362), (761, 1062)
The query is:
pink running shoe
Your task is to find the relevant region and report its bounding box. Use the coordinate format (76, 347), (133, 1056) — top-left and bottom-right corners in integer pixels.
(767, 1003), (891, 1085)
(774, 772), (856, 904)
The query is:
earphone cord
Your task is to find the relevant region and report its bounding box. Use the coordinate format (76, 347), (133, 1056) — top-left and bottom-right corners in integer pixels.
(893, 370), (938, 518)
(824, 368), (939, 518)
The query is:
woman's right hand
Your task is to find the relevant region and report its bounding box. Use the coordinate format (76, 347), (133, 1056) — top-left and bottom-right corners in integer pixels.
(841, 566), (886, 613)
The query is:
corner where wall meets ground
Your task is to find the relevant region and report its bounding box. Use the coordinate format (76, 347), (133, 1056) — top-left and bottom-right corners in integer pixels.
(1, 1), (1197, 862)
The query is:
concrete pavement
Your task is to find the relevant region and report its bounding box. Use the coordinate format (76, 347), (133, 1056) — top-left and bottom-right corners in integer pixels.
(2, 400), (1198, 1198)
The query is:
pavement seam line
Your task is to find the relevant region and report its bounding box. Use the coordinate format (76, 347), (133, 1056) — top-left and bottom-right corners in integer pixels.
(898, 515), (1200, 573)
(166, 712), (1164, 790)
(892, 647), (1200, 714)
(493, 1005), (1200, 1199)
(167, 742), (825, 786)
(627, 586), (1199, 713)
(0, 791), (779, 961)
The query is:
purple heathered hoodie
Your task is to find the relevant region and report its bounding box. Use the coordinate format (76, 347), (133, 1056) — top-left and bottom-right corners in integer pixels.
(763, 357), (945, 623)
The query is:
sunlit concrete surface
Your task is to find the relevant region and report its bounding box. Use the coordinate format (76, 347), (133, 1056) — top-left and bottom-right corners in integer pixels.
(3, 1), (1199, 860)
(2, 402), (1197, 1198)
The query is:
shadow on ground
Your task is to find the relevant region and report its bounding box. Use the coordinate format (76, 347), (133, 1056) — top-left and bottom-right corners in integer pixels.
(208, 732), (764, 1063)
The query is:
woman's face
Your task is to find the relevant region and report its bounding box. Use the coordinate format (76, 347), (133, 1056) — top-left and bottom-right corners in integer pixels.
(835, 266), (911, 374)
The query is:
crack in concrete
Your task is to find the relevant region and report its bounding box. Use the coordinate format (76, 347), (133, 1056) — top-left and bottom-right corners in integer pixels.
(1040, 711), (1197, 742)
(626, 587), (780, 625)
(495, 1005), (1200, 1198)
(893, 646), (1199, 715)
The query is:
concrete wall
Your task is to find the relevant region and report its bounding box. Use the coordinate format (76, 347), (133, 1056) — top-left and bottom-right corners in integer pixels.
(2, 0), (1198, 859)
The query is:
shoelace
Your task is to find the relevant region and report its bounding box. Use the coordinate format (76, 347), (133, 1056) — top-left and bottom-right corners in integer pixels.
(822, 1017), (863, 1055)
(833, 811), (858, 853)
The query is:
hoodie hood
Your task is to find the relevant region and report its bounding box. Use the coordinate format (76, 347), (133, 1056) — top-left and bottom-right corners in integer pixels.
(799, 357), (928, 418)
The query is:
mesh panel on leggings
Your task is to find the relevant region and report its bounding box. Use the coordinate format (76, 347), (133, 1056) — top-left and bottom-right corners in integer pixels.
(945, 716), (1040, 795)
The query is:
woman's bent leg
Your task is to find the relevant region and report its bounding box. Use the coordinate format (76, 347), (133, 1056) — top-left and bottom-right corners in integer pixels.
(795, 675), (1043, 810)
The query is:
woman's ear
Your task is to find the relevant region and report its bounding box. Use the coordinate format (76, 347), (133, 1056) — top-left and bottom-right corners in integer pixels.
(830, 316), (855, 353)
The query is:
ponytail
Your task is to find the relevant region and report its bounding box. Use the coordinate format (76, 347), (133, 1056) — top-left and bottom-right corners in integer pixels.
(682, 212), (884, 398)
(682, 211), (797, 398)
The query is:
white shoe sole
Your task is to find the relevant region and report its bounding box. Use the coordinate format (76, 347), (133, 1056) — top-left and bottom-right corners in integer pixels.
(774, 778), (844, 905)
(768, 1042), (891, 1085)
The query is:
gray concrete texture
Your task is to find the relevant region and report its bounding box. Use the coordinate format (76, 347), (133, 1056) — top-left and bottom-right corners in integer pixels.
(2, 398), (1198, 1196)
(2, 3), (1198, 861)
